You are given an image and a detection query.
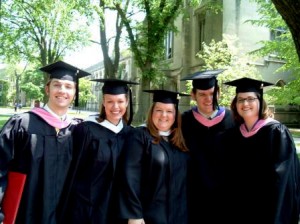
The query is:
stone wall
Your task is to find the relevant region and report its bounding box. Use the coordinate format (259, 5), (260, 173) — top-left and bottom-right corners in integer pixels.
(270, 105), (300, 128)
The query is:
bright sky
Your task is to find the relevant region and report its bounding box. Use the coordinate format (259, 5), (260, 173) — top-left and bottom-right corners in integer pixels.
(0, 42), (102, 71)
(1, 9), (138, 70)
(64, 42), (102, 70)
(65, 8), (142, 70)
(64, 19), (102, 70)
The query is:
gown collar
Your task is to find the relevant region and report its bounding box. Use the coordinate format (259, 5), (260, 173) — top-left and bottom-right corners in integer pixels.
(240, 117), (277, 138)
(192, 106), (226, 127)
(44, 104), (67, 121)
(31, 106), (71, 129)
(85, 115), (124, 133)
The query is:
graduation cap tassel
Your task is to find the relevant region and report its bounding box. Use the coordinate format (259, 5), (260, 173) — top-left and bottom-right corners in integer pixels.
(75, 70), (80, 107)
(213, 81), (219, 110)
(174, 98), (179, 128)
(127, 88), (133, 126)
(259, 83), (264, 119)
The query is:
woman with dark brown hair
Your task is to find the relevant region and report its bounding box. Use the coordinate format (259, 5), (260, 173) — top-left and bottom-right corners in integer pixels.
(221, 77), (300, 224)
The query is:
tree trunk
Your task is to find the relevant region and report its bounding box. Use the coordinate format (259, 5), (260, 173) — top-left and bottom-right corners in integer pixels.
(271, 0), (300, 61)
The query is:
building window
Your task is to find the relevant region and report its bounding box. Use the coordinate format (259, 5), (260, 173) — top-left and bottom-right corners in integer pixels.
(269, 27), (287, 59)
(164, 31), (173, 59)
(196, 13), (206, 52)
(270, 27), (286, 41)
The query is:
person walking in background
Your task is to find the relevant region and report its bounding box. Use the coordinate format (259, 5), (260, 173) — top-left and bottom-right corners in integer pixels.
(14, 102), (18, 112)
(0, 61), (90, 224)
(118, 90), (190, 224)
(58, 78), (139, 224)
(180, 69), (236, 224)
(221, 77), (300, 224)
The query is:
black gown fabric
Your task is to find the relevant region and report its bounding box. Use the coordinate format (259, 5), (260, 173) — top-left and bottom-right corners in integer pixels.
(59, 120), (133, 224)
(181, 108), (235, 224)
(0, 112), (81, 224)
(118, 126), (190, 224)
(220, 121), (300, 224)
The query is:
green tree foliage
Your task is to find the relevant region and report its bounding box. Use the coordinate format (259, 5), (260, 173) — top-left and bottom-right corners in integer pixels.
(21, 83), (44, 103)
(0, 80), (10, 106)
(249, 0), (300, 105)
(248, 0), (300, 73)
(0, 0), (93, 69)
(184, 35), (263, 107)
(112, 0), (203, 121)
(3, 63), (30, 104)
(92, 0), (127, 79)
(0, 0), (95, 104)
(20, 69), (44, 103)
(78, 78), (96, 108)
(268, 79), (300, 105)
(269, 0), (300, 62)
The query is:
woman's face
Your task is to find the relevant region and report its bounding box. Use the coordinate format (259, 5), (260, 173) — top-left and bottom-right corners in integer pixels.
(103, 94), (128, 125)
(236, 92), (259, 121)
(152, 102), (176, 132)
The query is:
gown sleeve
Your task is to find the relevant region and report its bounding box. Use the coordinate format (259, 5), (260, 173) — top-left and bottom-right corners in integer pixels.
(0, 116), (24, 221)
(118, 128), (146, 219)
(273, 124), (300, 224)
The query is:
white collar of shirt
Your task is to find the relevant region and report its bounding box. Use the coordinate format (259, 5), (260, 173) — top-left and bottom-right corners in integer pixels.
(44, 104), (67, 121)
(100, 119), (124, 133)
(159, 130), (171, 136)
(198, 109), (218, 120)
(85, 115), (124, 134)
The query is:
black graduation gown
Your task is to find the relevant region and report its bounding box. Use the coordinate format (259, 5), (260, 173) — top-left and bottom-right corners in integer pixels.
(181, 108), (235, 224)
(0, 112), (81, 224)
(60, 120), (132, 224)
(220, 121), (300, 224)
(118, 126), (190, 224)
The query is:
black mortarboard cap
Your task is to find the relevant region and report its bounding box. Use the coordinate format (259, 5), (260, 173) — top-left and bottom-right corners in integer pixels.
(224, 77), (274, 93)
(180, 69), (225, 90)
(144, 89), (189, 128)
(91, 78), (139, 125)
(143, 90), (189, 105)
(91, 78), (139, 95)
(40, 61), (91, 81)
(40, 61), (91, 107)
(224, 77), (274, 118)
(181, 69), (225, 110)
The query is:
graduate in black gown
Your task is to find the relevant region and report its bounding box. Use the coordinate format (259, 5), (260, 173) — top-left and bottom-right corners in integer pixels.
(221, 77), (300, 224)
(180, 70), (236, 224)
(0, 61), (90, 224)
(59, 78), (139, 224)
(118, 90), (190, 224)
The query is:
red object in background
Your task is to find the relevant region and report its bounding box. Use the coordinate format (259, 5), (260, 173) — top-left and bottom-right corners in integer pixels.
(2, 172), (26, 224)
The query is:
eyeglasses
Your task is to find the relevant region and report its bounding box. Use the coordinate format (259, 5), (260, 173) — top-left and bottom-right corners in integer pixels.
(237, 97), (258, 104)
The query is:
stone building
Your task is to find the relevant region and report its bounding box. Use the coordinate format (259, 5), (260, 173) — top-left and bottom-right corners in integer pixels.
(84, 0), (295, 123)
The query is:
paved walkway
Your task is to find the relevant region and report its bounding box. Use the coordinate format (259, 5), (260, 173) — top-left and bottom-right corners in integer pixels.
(295, 138), (300, 153)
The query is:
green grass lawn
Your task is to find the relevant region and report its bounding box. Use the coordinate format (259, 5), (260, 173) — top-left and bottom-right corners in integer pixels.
(0, 115), (10, 128)
(290, 129), (300, 138)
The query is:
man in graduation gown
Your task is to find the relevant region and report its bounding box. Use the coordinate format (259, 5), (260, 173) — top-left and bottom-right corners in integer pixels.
(0, 61), (90, 224)
(180, 70), (236, 224)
